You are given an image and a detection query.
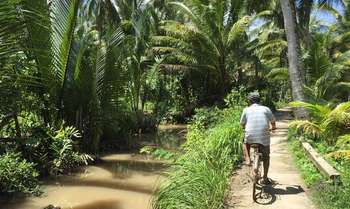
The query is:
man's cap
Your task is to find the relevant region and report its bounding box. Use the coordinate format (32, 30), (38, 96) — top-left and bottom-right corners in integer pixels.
(247, 91), (260, 101)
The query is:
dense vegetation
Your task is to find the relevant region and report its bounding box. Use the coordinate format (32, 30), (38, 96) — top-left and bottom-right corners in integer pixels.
(0, 0), (350, 206)
(153, 91), (244, 209)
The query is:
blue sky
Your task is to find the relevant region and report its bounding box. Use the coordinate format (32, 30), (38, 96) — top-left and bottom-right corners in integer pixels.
(249, 1), (345, 32)
(314, 1), (345, 24)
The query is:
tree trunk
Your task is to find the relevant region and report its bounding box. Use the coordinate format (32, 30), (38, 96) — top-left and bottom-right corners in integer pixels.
(13, 113), (21, 138)
(218, 56), (227, 99)
(280, 0), (308, 118)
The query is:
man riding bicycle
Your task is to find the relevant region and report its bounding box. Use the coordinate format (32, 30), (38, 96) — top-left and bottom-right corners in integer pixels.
(240, 92), (276, 185)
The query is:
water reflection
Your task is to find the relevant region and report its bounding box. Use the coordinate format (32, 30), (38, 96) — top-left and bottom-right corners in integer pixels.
(62, 199), (120, 209)
(1, 125), (185, 209)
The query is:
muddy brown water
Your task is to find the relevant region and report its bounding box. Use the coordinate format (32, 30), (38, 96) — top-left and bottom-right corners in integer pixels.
(1, 127), (185, 209)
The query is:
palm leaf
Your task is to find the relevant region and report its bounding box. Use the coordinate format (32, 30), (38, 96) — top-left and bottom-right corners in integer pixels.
(289, 120), (322, 138)
(336, 134), (350, 147)
(50, 0), (81, 87)
(327, 150), (350, 160)
(266, 67), (289, 81)
(289, 101), (331, 121)
(227, 16), (251, 46)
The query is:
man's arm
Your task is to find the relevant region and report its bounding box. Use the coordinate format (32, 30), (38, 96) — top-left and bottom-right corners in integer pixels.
(266, 108), (276, 130)
(271, 121), (276, 130)
(240, 109), (247, 129)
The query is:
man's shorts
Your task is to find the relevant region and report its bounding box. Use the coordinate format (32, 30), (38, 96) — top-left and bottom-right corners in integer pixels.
(243, 140), (270, 161)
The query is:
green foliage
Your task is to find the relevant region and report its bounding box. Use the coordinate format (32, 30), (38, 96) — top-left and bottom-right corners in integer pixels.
(288, 130), (324, 186)
(19, 125), (92, 176)
(289, 128), (350, 209)
(48, 125), (93, 175)
(140, 146), (176, 160)
(289, 101), (350, 144)
(0, 152), (39, 195)
(191, 107), (222, 128)
(224, 88), (248, 108)
(152, 107), (243, 209)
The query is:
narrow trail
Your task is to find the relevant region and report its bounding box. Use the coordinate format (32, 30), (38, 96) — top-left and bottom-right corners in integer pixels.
(225, 108), (316, 209)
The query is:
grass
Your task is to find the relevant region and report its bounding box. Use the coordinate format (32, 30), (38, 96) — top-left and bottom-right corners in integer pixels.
(287, 134), (323, 186)
(288, 129), (350, 209)
(152, 107), (243, 209)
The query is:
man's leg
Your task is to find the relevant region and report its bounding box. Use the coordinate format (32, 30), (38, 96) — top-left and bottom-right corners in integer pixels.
(262, 146), (270, 182)
(243, 143), (251, 164)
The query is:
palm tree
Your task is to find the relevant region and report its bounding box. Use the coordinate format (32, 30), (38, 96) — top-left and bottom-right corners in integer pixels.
(0, 0), (81, 123)
(153, 0), (264, 101)
(280, 0), (309, 118)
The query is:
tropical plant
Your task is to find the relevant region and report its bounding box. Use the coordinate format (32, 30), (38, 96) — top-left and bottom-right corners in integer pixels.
(48, 125), (93, 175)
(152, 0), (268, 102)
(289, 101), (350, 145)
(0, 152), (39, 195)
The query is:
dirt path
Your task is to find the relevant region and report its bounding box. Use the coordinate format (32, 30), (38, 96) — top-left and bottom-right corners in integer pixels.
(225, 108), (316, 209)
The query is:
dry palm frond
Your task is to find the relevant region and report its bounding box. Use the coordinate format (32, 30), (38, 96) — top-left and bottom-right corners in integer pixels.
(289, 120), (322, 138)
(327, 150), (350, 160)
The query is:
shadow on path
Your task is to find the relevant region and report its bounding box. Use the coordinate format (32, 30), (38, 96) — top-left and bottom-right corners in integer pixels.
(254, 180), (305, 205)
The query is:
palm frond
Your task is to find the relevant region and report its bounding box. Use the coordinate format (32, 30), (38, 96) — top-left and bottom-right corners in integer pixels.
(289, 101), (331, 121)
(324, 101), (350, 127)
(50, 0), (80, 87)
(327, 150), (350, 160)
(227, 16), (251, 46)
(266, 67), (289, 81)
(289, 120), (322, 138)
(336, 134), (350, 147)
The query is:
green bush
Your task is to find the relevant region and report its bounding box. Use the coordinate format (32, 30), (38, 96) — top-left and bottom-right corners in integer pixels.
(49, 126), (92, 175)
(191, 107), (222, 128)
(22, 125), (92, 176)
(152, 107), (243, 209)
(0, 152), (39, 195)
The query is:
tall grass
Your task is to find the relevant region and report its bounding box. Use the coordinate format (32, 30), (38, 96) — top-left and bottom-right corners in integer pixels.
(152, 107), (243, 209)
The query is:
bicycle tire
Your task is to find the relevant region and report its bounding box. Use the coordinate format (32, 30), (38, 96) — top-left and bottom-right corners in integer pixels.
(253, 181), (257, 201)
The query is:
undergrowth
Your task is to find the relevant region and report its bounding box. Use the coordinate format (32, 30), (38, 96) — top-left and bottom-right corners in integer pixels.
(288, 129), (350, 209)
(152, 107), (243, 209)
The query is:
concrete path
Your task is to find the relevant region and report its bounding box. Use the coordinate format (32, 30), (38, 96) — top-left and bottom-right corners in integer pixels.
(225, 109), (316, 209)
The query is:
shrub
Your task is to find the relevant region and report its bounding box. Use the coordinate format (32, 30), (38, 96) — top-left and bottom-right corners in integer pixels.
(0, 152), (39, 195)
(22, 125), (92, 176)
(191, 107), (222, 128)
(49, 126), (92, 175)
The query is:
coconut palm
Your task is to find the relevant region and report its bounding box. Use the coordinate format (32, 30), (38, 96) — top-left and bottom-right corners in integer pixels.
(152, 0), (267, 101)
(0, 0), (81, 122)
(280, 0), (309, 118)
